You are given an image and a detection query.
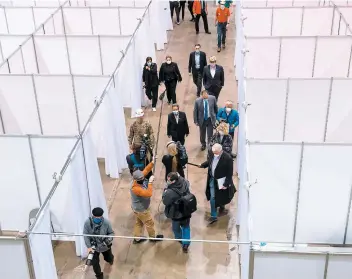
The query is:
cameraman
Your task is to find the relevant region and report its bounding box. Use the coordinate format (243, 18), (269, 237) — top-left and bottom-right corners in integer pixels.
(216, 100), (239, 139)
(83, 207), (114, 279)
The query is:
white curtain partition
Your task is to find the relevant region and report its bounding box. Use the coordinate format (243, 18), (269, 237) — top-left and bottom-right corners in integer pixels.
(244, 36), (352, 78)
(242, 6), (352, 36)
(245, 78), (352, 142)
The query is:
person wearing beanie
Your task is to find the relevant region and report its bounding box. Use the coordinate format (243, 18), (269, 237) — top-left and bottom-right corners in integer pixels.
(131, 159), (164, 244)
(83, 207), (114, 279)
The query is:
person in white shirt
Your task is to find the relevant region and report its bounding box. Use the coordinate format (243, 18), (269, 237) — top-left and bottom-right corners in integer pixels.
(202, 56), (225, 101)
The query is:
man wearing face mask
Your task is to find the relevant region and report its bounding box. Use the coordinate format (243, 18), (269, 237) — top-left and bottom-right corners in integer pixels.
(83, 207), (114, 279)
(188, 44), (207, 97)
(142, 57), (159, 112)
(199, 143), (236, 225)
(167, 104), (189, 145)
(215, 1), (231, 52)
(203, 56), (224, 101)
(159, 55), (182, 105)
(194, 90), (218, 151)
(216, 100), (239, 139)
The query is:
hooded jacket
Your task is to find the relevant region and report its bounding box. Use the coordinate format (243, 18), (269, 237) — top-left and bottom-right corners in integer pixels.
(162, 176), (191, 220)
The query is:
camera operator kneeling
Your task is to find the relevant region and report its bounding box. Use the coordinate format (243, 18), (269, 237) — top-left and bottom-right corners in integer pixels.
(162, 172), (197, 253)
(83, 207), (114, 279)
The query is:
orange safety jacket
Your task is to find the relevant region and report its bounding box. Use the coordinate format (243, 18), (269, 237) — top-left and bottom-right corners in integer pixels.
(193, 0), (207, 15)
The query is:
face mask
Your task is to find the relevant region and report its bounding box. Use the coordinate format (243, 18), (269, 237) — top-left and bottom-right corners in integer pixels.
(220, 5), (225, 9)
(93, 217), (102, 224)
(219, 131), (224, 136)
(210, 62), (216, 67)
(195, 49), (200, 53)
(167, 180), (173, 185)
(226, 107), (231, 113)
(173, 110), (179, 115)
(166, 60), (171, 64)
(147, 62), (151, 66)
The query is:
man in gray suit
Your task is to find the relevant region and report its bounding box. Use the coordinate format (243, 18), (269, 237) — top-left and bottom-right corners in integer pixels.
(193, 90), (218, 150)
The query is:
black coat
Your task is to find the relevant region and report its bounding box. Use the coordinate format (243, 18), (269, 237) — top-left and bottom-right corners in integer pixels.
(203, 64), (225, 90)
(200, 151), (235, 207)
(162, 154), (188, 181)
(159, 62), (182, 83)
(167, 111), (189, 140)
(188, 51), (207, 74)
(142, 62), (159, 88)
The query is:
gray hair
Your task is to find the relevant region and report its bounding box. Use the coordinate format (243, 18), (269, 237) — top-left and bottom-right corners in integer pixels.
(212, 143), (223, 153)
(225, 100), (233, 105)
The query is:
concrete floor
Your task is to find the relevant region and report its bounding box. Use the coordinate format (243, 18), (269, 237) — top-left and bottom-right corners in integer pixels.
(55, 3), (240, 278)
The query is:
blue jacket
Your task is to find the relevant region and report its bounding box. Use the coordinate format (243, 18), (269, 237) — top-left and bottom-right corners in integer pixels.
(216, 108), (239, 133)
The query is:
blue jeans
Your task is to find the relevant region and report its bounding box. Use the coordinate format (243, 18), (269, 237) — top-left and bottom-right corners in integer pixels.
(217, 22), (227, 47)
(209, 178), (217, 218)
(172, 218), (191, 245)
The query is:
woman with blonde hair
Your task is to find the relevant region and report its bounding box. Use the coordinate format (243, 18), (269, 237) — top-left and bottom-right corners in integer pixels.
(162, 141), (188, 181)
(209, 122), (233, 154)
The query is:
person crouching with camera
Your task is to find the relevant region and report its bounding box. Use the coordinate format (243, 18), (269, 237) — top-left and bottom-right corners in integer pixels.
(83, 207), (114, 279)
(162, 172), (197, 253)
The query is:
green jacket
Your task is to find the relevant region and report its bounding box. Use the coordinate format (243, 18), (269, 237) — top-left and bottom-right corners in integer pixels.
(218, 0), (233, 8)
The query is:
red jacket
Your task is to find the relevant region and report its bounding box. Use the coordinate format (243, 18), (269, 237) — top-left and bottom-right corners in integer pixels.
(193, 0), (207, 15)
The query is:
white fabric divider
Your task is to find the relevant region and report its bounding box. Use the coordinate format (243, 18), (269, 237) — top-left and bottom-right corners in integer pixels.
(327, 255), (352, 279)
(245, 36), (352, 78)
(100, 36), (130, 74)
(150, 0), (168, 50)
(0, 8), (8, 34)
(0, 238), (31, 279)
(248, 143), (301, 242)
(29, 202), (58, 279)
(91, 8), (120, 35)
(0, 136), (39, 231)
(6, 7), (35, 34)
(242, 0), (322, 7)
(62, 7), (91, 35)
(0, 35), (27, 61)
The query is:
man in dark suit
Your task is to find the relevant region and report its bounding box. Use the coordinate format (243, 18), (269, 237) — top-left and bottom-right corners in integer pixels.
(188, 44), (207, 97)
(193, 90), (218, 150)
(167, 104), (189, 145)
(203, 56), (225, 101)
(199, 143), (235, 225)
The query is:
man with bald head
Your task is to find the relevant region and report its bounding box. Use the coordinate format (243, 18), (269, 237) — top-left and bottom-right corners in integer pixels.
(202, 56), (224, 101)
(216, 100), (239, 139)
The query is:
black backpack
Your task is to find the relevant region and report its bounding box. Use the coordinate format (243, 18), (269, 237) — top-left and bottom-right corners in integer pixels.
(170, 188), (197, 217)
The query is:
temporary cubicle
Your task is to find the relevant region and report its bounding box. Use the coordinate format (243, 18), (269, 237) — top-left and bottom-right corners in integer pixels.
(235, 1), (352, 279)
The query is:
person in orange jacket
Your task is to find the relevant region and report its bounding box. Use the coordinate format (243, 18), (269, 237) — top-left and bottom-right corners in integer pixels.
(131, 160), (164, 244)
(192, 0), (211, 34)
(215, 1), (231, 52)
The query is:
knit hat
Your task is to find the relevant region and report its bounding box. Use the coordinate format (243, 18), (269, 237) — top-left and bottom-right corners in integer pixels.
(92, 207), (104, 217)
(133, 169), (145, 181)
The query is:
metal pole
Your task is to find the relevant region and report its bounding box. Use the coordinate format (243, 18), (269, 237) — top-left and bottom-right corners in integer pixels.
(312, 36), (318, 77)
(270, 7), (274, 36)
(31, 6), (36, 30)
(20, 45), (26, 74)
(117, 7), (122, 35)
(338, 13), (341, 35)
(89, 7), (94, 35)
(31, 35), (40, 74)
(60, 7), (73, 74)
(300, 6), (305, 35)
(343, 183), (352, 244)
(277, 38), (282, 77)
(6, 59), (10, 73)
(81, 137), (92, 212)
(52, 14), (56, 34)
(347, 44), (352, 77)
(42, 24), (45, 35)
(323, 253), (329, 279)
(248, 249), (255, 279)
(0, 40), (4, 61)
(28, 135), (42, 206)
(0, 105), (6, 134)
(98, 35), (104, 75)
(292, 142), (305, 246)
(31, 75), (43, 135)
(71, 76), (81, 132)
(3, 7), (9, 34)
(330, 6), (335, 35)
(282, 78), (290, 141)
(23, 238), (36, 279)
(323, 78), (333, 142)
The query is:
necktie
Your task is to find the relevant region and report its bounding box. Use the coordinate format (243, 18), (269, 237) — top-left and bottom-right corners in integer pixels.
(204, 99), (208, 120)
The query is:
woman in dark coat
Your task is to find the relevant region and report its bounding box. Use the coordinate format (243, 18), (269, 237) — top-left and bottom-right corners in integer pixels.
(142, 56), (159, 111)
(209, 122), (233, 154)
(162, 141), (188, 181)
(199, 143), (236, 225)
(159, 55), (182, 105)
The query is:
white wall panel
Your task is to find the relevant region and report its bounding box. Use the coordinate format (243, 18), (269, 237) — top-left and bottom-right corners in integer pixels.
(67, 36), (100, 75)
(35, 36), (69, 74)
(22, 37), (38, 74)
(33, 8), (55, 29)
(119, 7), (144, 35)
(0, 239), (31, 279)
(326, 255), (352, 279)
(248, 143), (301, 242)
(243, 9), (271, 36)
(272, 8), (301, 36)
(8, 48), (24, 73)
(326, 79), (352, 142)
(246, 79), (286, 141)
(295, 145), (352, 244)
(285, 79), (330, 142)
(100, 36), (129, 74)
(6, 8), (34, 34)
(253, 252), (326, 279)
(52, 10), (64, 35)
(0, 8), (8, 34)
(34, 76), (78, 135)
(0, 137), (39, 231)
(302, 8), (333, 35)
(279, 38), (315, 78)
(63, 8), (91, 34)
(0, 75), (40, 134)
(245, 38), (280, 78)
(332, 8), (340, 35)
(340, 8), (352, 32)
(0, 36), (26, 61)
(91, 8), (120, 35)
(314, 38), (351, 78)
